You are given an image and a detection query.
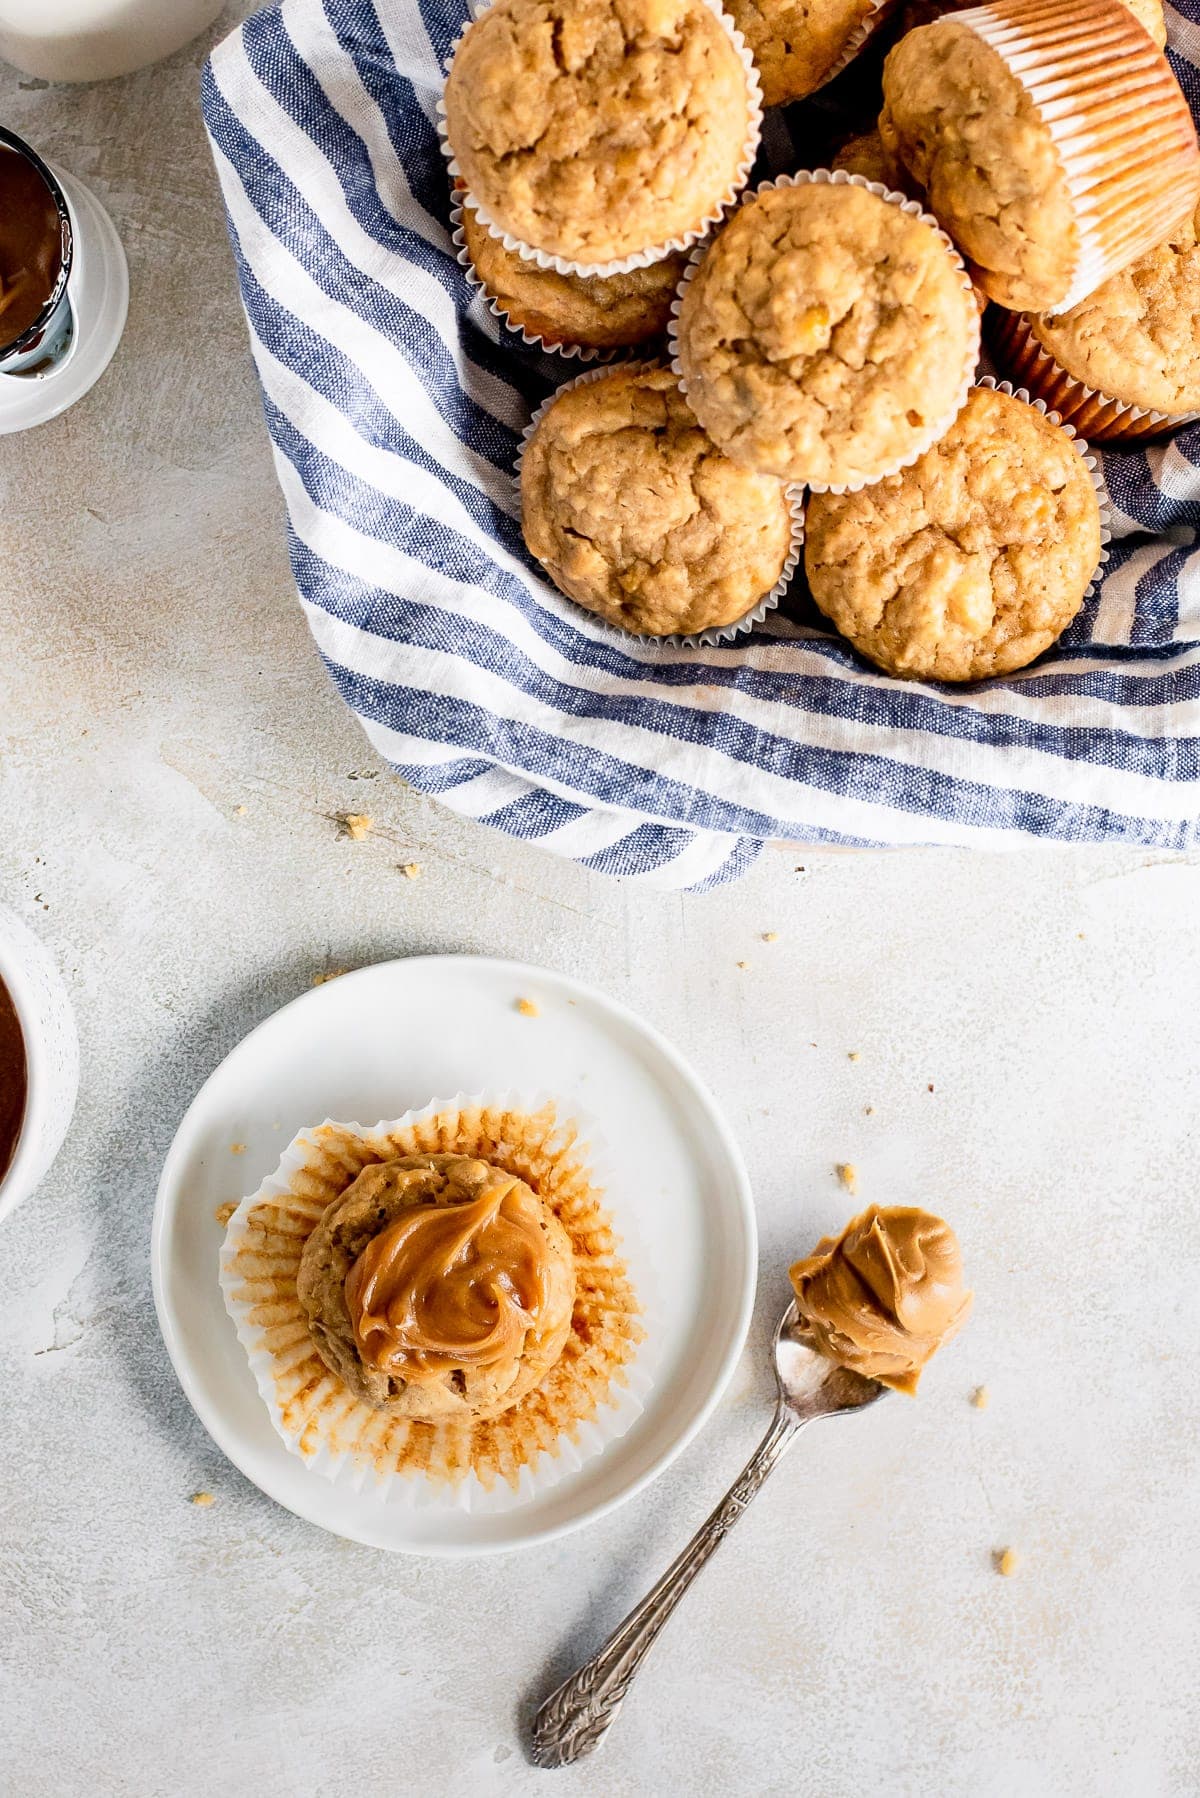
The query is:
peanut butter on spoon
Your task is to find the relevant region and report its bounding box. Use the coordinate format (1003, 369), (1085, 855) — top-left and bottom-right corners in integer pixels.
(789, 1204), (971, 1394)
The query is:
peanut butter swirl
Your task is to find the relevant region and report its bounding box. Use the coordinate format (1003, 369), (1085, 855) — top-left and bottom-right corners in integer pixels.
(790, 1204), (971, 1394)
(344, 1177), (553, 1382)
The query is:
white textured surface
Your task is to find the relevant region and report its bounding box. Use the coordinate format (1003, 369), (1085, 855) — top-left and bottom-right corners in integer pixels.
(2, 13), (1200, 1795)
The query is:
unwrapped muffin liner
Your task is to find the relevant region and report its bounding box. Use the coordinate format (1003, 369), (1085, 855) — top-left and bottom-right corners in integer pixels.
(437, 0), (764, 278)
(974, 375), (1113, 600)
(987, 305), (1200, 445)
(514, 362), (806, 649)
(667, 169), (981, 495)
(219, 1094), (656, 1513)
(957, 0), (1200, 312)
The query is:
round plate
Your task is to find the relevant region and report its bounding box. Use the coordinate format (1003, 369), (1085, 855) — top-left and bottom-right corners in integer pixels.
(152, 956), (756, 1556)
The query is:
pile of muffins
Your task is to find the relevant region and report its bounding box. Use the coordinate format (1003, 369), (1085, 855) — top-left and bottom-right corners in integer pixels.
(440, 0), (1200, 680)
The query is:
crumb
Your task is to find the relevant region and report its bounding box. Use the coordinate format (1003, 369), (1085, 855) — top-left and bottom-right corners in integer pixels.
(515, 997), (539, 1017)
(995, 1548), (1019, 1577)
(836, 1162), (858, 1195)
(736, 960), (750, 971)
(971, 1385), (989, 1410)
(230, 1143), (246, 1155)
(347, 769), (378, 781)
(1077, 931), (1086, 940)
(233, 804), (247, 816)
(398, 861), (422, 879)
(927, 1083), (935, 1093)
(794, 865), (805, 872)
(312, 967), (348, 986)
(864, 1105), (874, 1115)
(214, 1201), (237, 1226)
(848, 1050), (861, 1062)
(191, 1492), (216, 1507)
(762, 931), (778, 943)
(339, 812), (373, 840)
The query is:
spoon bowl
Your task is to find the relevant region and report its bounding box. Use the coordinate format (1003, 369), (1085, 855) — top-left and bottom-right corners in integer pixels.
(773, 1299), (888, 1421)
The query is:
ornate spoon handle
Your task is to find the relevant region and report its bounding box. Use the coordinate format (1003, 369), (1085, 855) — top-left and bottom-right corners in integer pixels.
(530, 1404), (803, 1768)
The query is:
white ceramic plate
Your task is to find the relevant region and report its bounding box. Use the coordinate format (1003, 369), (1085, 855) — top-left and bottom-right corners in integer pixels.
(152, 956), (756, 1556)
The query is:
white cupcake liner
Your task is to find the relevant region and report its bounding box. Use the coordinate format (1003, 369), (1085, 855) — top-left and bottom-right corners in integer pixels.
(437, 0), (763, 278)
(957, 0), (1200, 312)
(987, 306), (1200, 446)
(219, 1092), (658, 1515)
(451, 189), (611, 364)
(816, 0), (900, 90)
(974, 376), (1112, 602)
(515, 362), (805, 650)
(668, 169), (981, 495)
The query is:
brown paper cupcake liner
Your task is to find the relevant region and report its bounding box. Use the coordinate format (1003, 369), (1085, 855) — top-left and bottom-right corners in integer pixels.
(986, 307), (1200, 445)
(437, 0), (763, 279)
(667, 170), (981, 495)
(219, 1095), (649, 1510)
(514, 363), (805, 649)
(959, 0), (1200, 311)
(975, 375), (1113, 600)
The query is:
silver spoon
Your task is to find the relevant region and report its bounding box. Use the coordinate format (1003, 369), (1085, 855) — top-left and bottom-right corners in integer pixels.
(530, 1298), (888, 1768)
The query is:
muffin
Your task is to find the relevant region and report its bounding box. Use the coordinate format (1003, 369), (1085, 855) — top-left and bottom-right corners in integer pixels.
(988, 210), (1200, 441)
(804, 383), (1104, 682)
(520, 365), (797, 637)
(221, 1102), (644, 1495)
(880, 0), (1200, 313)
(724, 0), (886, 106)
(671, 175), (978, 489)
(830, 128), (908, 191)
(442, 0), (760, 272)
(297, 1153), (576, 1422)
(790, 1204), (972, 1394)
(458, 195), (687, 352)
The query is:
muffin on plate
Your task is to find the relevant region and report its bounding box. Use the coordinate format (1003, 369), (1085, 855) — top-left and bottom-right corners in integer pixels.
(220, 1101), (643, 1495)
(441, 0), (760, 272)
(297, 1154), (576, 1422)
(988, 209), (1200, 442)
(520, 364), (799, 638)
(723, 0), (888, 106)
(804, 383), (1105, 682)
(671, 174), (978, 489)
(458, 195), (687, 352)
(879, 0), (1200, 312)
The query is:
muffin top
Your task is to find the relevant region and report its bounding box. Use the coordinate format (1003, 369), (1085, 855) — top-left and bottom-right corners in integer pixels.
(296, 1153), (575, 1421)
(673, 179), (977, 487)
(830, 128), (905, 191)
(443, 0), (755, 268)
(880, 18), (1079, 312)
(461, 199), (687, 349)
(521, 365), (794, 636)
(1028, 215), (1200, 416)
(804, 385), (1103, 682)
(723, 0), (876, 106)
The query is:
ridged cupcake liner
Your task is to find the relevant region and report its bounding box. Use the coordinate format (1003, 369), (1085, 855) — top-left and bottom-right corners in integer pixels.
(515, 362), (805, 650)
(974, 375), (1112, 601)
(958, 0), (1200, 312)
(219, 1093), (655, 1514)
(817, 0), (901, 88)
(437, 0), (763, 278)
(986, 306), (1200, 445)
(450, 190), (612, 364)
(667, 169), (981, 495)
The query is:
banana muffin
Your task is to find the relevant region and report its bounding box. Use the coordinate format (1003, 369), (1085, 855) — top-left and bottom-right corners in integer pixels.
(297, 1153), (576, 1422)
(990, 211), (1200, 434)
(520, 365), (796, 636)
(724, 0), (880, 106)
(442, 0), (758, 270)
(804, 383), (1104, 681)
(672, 177), (977, 488)
(830, 128), (907, 191)
(459, 197), (687, 350)
(880, 0), (1200, 312)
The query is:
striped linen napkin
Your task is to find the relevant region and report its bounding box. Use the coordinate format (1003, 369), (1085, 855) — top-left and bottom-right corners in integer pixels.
(203, 0), (1200, 889)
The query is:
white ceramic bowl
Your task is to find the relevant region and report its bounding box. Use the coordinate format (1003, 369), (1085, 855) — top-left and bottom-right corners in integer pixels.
(0, 902), (80, 1226)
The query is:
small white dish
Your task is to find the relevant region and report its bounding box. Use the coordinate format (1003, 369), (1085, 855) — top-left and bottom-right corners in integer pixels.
(152, 955), (756, 1556)
(0, 902), (80, 1227)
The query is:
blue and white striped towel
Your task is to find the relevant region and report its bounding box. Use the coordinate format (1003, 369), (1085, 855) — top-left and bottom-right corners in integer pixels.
(204, 0), (1200, 888)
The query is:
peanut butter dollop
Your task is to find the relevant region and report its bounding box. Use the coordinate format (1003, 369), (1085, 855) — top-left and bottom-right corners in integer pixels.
(789, 1204), (971, 1394)
(344, 1177), (552, 1383)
